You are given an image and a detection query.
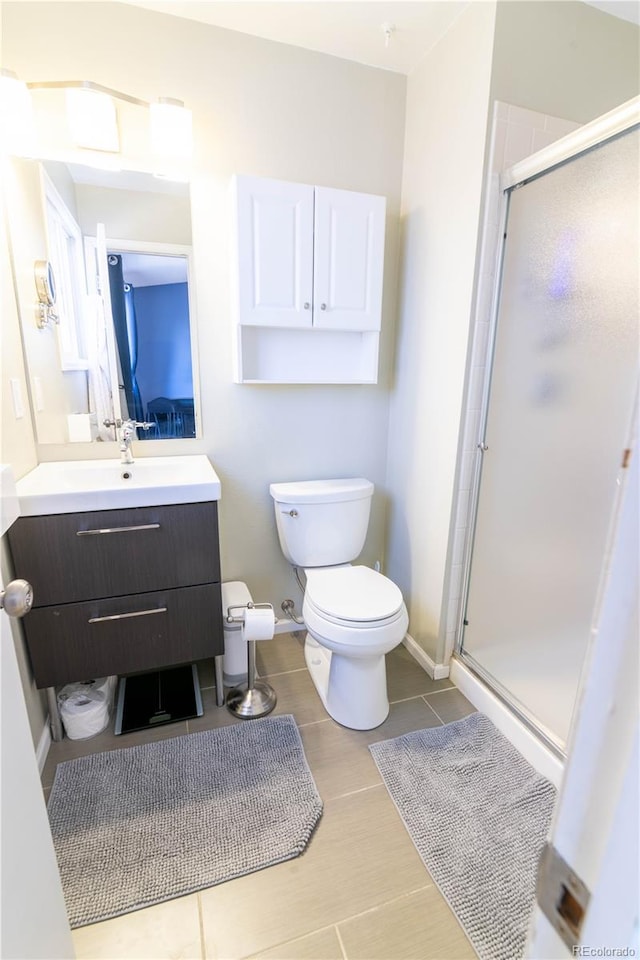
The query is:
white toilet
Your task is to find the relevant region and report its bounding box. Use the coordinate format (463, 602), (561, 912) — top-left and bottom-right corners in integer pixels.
(269, 478), (408, 730)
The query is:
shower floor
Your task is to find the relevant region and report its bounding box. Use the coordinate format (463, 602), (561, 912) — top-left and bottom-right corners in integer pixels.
(464, 628), (589, 748)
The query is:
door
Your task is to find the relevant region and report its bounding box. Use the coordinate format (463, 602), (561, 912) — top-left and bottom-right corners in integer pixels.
(527, 413), (638, 957)
(313, 186), (385, 331)
(234, 175), (314, 328)
(460, 123), (639, 750)
(1, 573), (74, 957)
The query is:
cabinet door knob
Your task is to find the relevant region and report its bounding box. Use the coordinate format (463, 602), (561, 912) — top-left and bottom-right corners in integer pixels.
(320, 303), (327, 311)
(303, 302), (310, 310)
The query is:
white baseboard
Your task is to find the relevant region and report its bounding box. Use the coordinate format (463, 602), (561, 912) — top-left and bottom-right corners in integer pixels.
(450, 658), (564, 787)
(35, 718), (51, 775)
(402, 633), (450, 680)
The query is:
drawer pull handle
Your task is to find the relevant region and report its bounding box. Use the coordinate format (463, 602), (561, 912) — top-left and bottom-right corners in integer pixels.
(77, 523), (161, 536)
(88, 606), (167, 624)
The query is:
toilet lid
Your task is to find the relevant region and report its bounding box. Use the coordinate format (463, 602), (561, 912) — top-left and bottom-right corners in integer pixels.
(305, 566), (404, 623)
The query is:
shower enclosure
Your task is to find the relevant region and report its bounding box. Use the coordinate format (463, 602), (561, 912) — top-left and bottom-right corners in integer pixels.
(457, 103), (639, 754)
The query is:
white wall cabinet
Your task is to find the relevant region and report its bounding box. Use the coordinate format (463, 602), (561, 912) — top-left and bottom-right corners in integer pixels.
(232, 174), (386, 383)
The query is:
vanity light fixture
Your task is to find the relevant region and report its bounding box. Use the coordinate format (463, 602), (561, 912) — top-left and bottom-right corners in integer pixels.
(5, 75), (193, 164)
(0, 69), (36, 155)
(150, 97), (193, 162)
(65, 84), (120, 152)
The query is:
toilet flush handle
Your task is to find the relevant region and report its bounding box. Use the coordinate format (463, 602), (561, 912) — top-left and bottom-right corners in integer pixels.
(281, 509), (298, 518)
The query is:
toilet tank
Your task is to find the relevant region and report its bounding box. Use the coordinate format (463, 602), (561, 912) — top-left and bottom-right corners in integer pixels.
(269, 478), (374, 567)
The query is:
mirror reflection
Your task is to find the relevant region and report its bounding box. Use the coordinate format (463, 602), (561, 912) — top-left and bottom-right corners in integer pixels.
(11, 158), (197, 444)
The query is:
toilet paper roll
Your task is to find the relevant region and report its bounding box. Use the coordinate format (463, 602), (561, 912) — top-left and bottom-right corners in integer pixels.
(241, 606), (275, 643)
(83, 676), (117, 707)
(59, 689), (110, 740)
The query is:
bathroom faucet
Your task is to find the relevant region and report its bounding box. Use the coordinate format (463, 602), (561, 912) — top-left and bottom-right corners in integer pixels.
(120, 419), (155, 463)
(104, 418), (155, 463)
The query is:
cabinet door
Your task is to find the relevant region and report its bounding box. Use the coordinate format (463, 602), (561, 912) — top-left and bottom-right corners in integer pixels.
(235, 175), (314, 328)
(24, 583), (223, 688)
(8, 501), (220, 607)
(313, 187), (386, 332)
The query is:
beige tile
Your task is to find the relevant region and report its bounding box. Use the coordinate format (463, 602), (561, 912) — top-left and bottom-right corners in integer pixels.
(200, 785), (428, 959)
(187, 687), (244, 734)
(301, 697), (442, 801)
(386, 646), (454, 702)
(250, 926), (343, 960)
(424, 688), (476, 724)
(42, 720), (189, 788)
(270, 668), (328, 726)
(71, 893), (202, 959)
(257, 633), (306, 677)
(338, 886), (476, 960)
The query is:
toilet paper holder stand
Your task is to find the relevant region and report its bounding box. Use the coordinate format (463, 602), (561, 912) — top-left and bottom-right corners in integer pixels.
(226, 601), (273, 623)
(225, 601), (278, 720)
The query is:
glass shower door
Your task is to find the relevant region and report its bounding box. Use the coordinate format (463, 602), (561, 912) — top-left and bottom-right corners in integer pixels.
(460, 126), (639, 751)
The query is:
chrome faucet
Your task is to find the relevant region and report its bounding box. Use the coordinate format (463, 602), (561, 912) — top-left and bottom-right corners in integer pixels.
(104, 418), (155, 464)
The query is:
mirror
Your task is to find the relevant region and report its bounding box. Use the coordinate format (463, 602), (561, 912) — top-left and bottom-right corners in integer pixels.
(6, 156), (197, 444)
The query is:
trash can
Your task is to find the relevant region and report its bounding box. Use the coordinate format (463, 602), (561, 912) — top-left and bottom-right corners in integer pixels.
(221, 580), (253, 686)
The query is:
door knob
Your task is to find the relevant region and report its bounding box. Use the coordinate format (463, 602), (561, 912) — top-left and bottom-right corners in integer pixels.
(0, 579), (33, 618)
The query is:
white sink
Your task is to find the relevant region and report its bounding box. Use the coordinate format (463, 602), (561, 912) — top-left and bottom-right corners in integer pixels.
(15, 456), (221, 516)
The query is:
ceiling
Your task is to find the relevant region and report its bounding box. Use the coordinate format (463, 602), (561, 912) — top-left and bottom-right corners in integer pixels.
(121, 0), (640, 75)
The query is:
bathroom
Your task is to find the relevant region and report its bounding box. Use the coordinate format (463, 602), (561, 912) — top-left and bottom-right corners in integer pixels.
(1, 1), (638, 958)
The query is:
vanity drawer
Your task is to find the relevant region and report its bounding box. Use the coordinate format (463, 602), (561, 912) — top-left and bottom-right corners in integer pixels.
(23, 582), (223, 688)
(8, 501), (220, 607)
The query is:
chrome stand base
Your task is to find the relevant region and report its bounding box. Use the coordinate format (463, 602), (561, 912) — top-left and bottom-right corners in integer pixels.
(226, 680), (277, 719)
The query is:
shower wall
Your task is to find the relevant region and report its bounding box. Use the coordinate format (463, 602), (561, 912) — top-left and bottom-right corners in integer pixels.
(453, 115), (639, 751)
(443, 102), (580, 663)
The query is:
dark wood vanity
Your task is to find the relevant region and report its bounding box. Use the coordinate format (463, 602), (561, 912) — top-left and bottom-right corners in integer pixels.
(7, 501), (224, 710)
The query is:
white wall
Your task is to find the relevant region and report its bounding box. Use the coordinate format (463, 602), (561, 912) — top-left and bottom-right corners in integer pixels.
(491, 0), (640, 124)
(385, 2), (497, 664)
(0, 196), (47, 746)
(1, 1), (406, 644)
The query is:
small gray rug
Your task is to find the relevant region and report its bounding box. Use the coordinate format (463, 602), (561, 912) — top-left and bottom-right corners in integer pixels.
(48, 714), (322, 928)
(369, 712), (556, 960)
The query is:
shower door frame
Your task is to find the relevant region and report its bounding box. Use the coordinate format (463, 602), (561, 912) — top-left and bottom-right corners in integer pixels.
(453, 97), (640, 757)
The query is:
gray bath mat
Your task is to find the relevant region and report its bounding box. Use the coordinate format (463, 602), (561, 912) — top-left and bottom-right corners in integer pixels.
(369, 712), (556, 960)
(48, 714), (322, 928)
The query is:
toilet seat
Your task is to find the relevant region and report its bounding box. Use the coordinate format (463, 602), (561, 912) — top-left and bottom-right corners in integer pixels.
(305, 565), (403, 624)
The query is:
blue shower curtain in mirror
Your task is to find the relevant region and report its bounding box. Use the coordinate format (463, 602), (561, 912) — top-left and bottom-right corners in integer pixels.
(107, 254), (144, 425)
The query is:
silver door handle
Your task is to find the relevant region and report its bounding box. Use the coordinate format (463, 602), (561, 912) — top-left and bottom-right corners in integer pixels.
(88, 606), (167, 624)
(77, 523), (160, 536)
(0, 579), (33, 618)
(320, 303), (327, 310)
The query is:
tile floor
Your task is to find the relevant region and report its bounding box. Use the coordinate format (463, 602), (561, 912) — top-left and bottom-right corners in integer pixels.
(42, 638), (478, 960)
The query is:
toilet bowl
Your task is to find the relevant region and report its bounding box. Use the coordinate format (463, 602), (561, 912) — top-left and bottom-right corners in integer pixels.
(302, 565), (408, 729)
(269, 479), (409, 730)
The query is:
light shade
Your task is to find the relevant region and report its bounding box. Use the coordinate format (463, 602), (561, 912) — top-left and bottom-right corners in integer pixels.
(66, 86), (119, 152)
(150, 98), (192, 162)
(0, 70), (36, 156)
